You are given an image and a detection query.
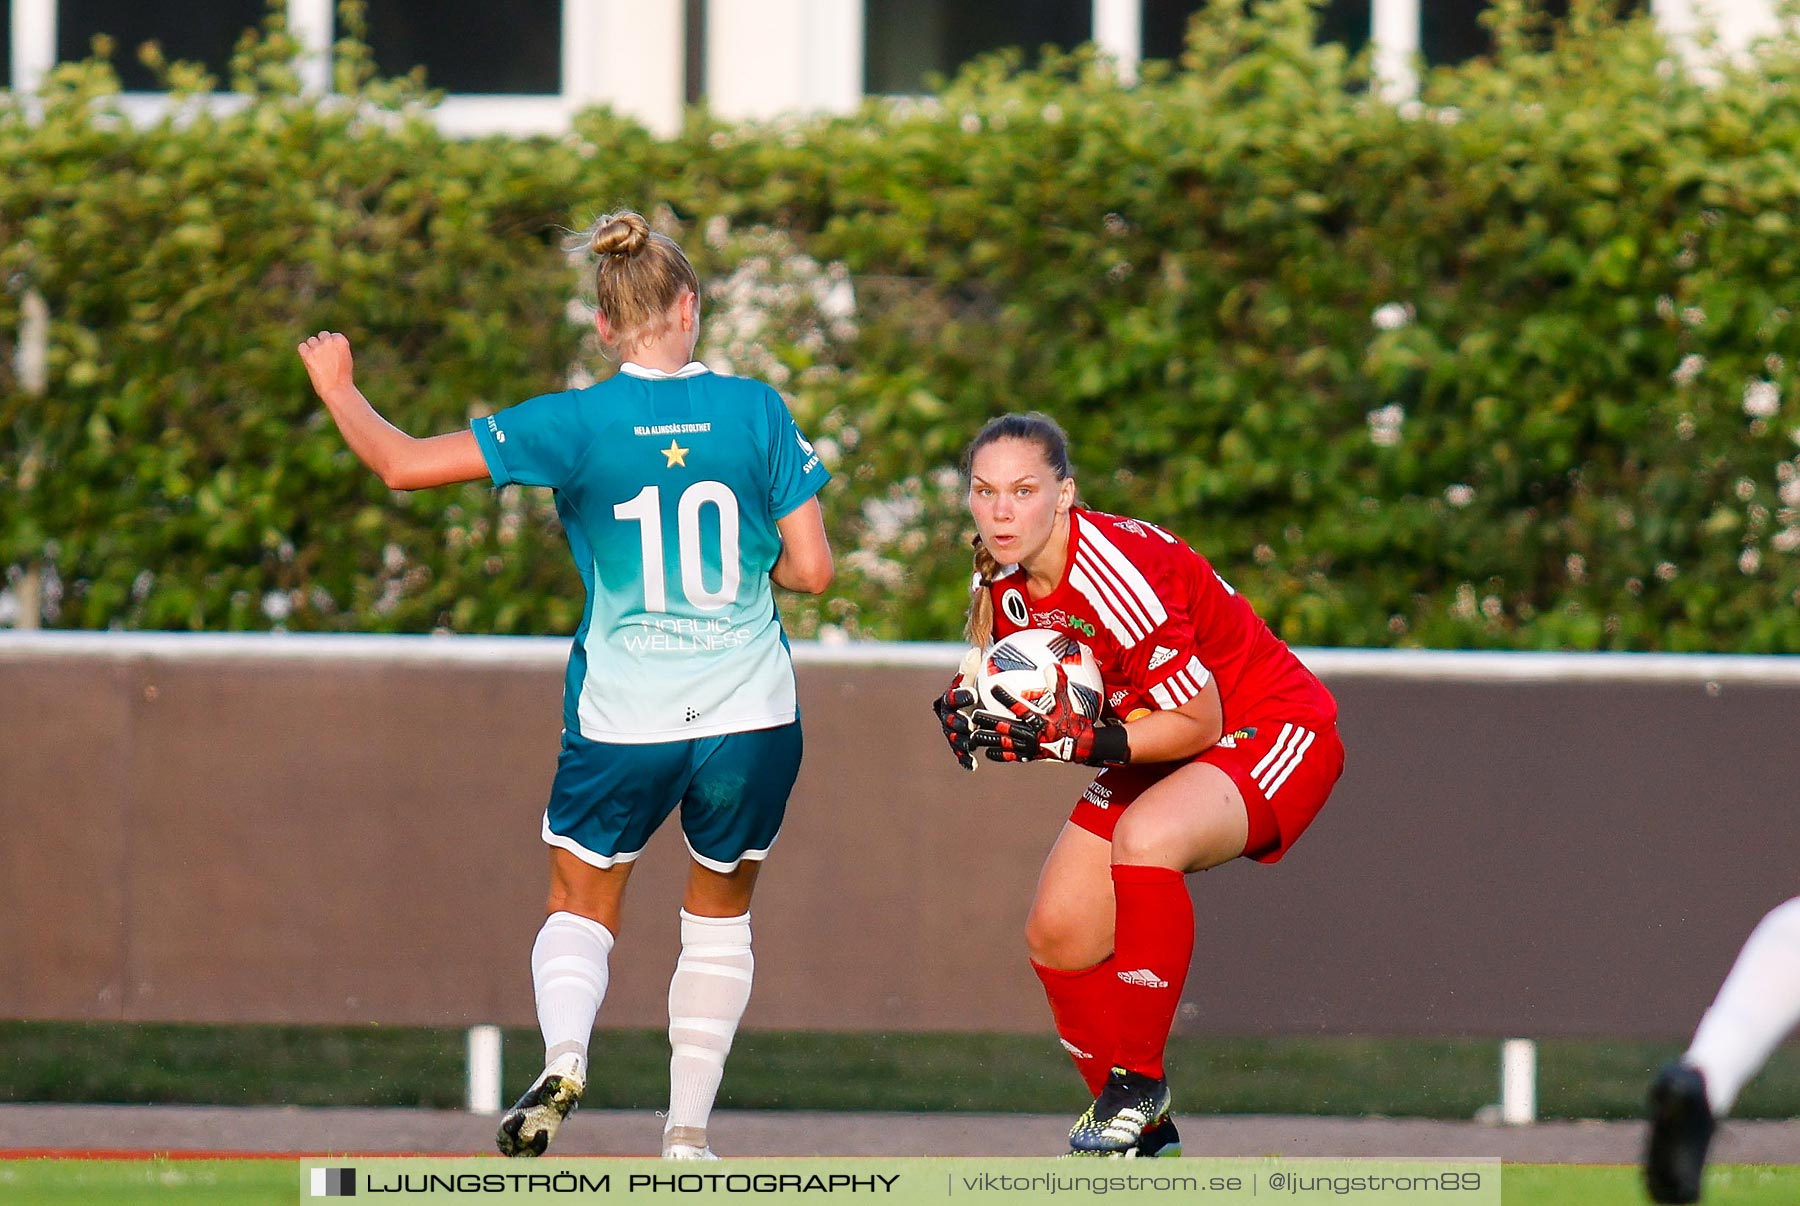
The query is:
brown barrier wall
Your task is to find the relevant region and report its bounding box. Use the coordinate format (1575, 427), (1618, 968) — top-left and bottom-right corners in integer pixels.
(1, 641), (1793, 1038)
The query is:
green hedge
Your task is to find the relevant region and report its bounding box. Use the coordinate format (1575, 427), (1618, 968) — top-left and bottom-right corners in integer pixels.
(4, 0), (1799, 649)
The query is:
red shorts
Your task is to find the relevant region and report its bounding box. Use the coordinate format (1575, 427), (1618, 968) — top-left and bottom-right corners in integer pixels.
(1071, 719), (1345, 863)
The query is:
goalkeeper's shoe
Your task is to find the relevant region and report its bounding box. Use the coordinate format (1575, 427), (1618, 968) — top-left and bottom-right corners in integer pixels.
(1064, 1109), (1180, 1159)
(1645, 1061), (1713, 1204)
(496, 1056), (584, 1157)
(1068, 1067), (1172, 1155)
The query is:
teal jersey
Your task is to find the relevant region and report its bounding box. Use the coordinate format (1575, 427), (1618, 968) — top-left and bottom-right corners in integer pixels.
(470, 362), (830, 743)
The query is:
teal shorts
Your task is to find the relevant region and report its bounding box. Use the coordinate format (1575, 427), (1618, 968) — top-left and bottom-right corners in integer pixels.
(542, 722), (802, 872)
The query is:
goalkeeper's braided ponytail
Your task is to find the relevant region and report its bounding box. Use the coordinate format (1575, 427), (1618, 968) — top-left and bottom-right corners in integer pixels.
(965, 537), (1002, 648)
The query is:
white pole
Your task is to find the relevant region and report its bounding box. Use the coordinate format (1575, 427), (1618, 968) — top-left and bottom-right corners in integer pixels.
(12, 0), (56, 97)
(1092, 0), (1142, 83)
(286, 0), (333, 94)
(467, 1024), (504, 1115)
(1501, 1038), (1537, 1125)
(1371, 0), (1420, 104)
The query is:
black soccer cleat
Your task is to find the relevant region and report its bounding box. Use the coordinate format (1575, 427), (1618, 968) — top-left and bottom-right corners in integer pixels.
(1645, 1061), (1714, 1204)
(1069, 1066), (1173, 1155)
(495, 1066), (584, 1158)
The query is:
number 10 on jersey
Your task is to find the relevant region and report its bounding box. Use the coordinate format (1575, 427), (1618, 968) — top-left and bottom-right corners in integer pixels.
(613, 482), (742, 612)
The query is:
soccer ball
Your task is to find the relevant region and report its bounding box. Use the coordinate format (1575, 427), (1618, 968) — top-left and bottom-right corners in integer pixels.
(977, 628), (1105, 720)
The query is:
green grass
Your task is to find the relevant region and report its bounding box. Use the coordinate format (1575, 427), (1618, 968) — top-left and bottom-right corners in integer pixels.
(2, 1022), (1798, 1119)
(1504, 1164), (1800, 1204)
(1, 1161), (1799, 1206)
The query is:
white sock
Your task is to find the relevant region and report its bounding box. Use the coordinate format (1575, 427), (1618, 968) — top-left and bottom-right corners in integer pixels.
(1685, 895), (1800, 1116)
(532, 910), (614, 1082)
(665, 909), (754, 1137)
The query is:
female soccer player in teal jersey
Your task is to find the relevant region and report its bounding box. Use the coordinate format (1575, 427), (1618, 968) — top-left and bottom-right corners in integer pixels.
(299, 211), (833, 1159)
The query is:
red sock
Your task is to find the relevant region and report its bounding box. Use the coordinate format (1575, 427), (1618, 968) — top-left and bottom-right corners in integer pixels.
(1032, 958), (1117, 1095)
(1109, 864), (1194, 1080)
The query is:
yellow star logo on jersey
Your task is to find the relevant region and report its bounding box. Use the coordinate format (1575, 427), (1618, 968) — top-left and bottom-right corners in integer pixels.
(662, 439), (689, 467)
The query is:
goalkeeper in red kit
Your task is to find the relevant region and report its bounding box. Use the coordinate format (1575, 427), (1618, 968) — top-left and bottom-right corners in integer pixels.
(932, 413), (1345, 1157)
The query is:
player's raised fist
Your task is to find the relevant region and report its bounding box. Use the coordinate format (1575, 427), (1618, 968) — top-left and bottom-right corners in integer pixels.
(297, 330), (356, 399)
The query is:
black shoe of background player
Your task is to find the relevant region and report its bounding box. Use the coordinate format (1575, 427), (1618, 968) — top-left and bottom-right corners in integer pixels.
(1645, 1060), (1714, 1204)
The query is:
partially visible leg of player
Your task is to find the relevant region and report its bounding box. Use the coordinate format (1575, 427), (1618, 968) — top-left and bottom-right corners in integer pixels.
(498, 850), (635, 1157)
(660, 858), (762, 1160)
(1647, 895), (1800, 1204)
(1027, 821), (1120, 1097)
(1064, 763), (1247, 1156)
(660, 721), (800, 1159)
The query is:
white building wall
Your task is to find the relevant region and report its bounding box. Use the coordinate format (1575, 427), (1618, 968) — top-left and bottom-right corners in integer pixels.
(4, 1), (1794, 134)
(707, 0), (863, 122)
(569, 0), (685, 137)
(1656, 0), (1781, 58)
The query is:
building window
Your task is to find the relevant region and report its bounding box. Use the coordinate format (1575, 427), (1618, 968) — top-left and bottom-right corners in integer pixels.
(57, 0), (265, 91)
(1422, 0), (1646, 66)
(866, 0), (1090, 94)
(1144, 1), (1372, 62)
(1420, 0), (1495, 65)
(365, 0), (560, 95)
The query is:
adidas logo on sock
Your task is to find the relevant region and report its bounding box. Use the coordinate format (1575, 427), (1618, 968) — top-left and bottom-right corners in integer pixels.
(1117, 968), (1169, 989)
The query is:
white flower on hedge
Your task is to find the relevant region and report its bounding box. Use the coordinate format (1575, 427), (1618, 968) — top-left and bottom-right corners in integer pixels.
(1565, 554), (1587, 581)
(1775, 528), (1800, 553)
(1743, 379), (1781, 419)
(1367, 403), (1405, 447)
(1655, 295), (1676, 321)
(261, 590), (292, 621)
(1656, 561), (1679, 581)
(1671, 354), (1705, 385)
(1445, 483), (1474, 507)
(1740, 548), (1762, 574)
(1683, 307), (1707, 327)
(1780, 475), (1800, 509)
(1372, 302), (1413, 331)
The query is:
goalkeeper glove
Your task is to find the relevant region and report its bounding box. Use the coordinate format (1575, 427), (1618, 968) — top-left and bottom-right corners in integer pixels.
(929, 648), (983, 772)
(970, 663), (1131, 767)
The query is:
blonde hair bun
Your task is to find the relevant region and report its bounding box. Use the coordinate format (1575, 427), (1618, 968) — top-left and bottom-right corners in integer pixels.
(591, 211), (651, 258)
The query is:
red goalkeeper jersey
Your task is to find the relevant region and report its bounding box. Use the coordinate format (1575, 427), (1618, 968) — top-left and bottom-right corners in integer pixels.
(986, 508), (1336, 729)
